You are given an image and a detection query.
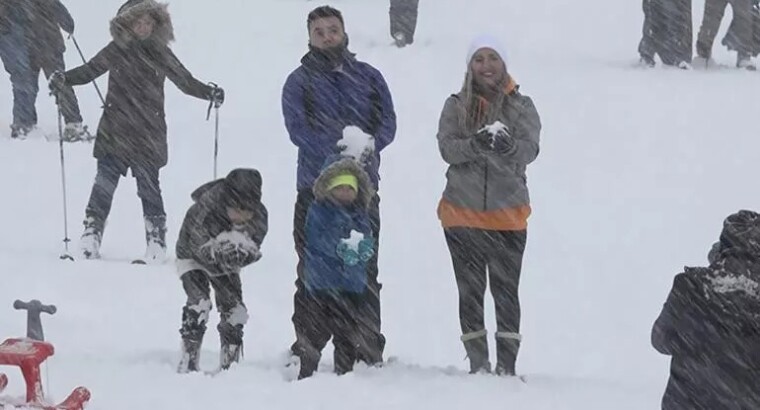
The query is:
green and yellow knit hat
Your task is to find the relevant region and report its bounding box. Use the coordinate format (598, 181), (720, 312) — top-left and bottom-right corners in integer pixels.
(327, 172), (358, 191)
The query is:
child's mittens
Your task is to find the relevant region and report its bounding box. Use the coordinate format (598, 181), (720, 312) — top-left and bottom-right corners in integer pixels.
(217, 240), (262, 270)
(336, 241), (360, 267)
(358, 237), (375, 262)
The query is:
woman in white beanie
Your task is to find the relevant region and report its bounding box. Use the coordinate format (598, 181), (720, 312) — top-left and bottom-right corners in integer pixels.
(436, 34), (541, 375)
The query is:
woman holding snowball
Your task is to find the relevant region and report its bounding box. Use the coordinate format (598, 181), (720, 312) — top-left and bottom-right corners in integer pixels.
(436, 35), (541, 376)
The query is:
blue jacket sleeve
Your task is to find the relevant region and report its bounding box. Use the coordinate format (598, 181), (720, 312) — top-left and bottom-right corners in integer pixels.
(283, 69), (328, 151)
(305, 204), (340, 260)
(371, 68), (396, 153)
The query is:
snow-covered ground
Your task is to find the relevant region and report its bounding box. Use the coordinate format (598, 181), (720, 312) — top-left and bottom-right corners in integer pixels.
(1, 0), (760, 408)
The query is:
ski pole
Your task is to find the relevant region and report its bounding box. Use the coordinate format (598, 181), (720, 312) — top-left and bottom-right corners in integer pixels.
(56, 102), (74, 261)
(69, 34), (105, 107)
(206, 83), (221, 180)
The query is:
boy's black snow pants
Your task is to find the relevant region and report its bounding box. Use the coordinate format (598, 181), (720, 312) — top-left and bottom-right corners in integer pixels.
(444, 227), (526, 374)
(29, 51), (82, 125)
(389, 0), (420, 44)
(291, 189), (385, 365)
(639, 0), (693, 65)
(698, 0), (753, 56)
(179, 270), (247, 347)
(294, 290), (378, 379)
(84, 155), (166, 228)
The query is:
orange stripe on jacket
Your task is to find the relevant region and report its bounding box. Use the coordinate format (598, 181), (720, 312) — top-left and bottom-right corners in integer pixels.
(438, 199), (531, 231)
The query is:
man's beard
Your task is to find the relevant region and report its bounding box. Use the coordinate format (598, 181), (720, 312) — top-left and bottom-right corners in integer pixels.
(310, 43), (347, 67)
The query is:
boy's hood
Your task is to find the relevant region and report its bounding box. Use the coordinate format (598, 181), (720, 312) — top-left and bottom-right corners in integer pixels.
(313, 155), (374, 208)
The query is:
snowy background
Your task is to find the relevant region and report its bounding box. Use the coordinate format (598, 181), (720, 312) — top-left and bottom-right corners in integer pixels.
(1, 0), (760, 408)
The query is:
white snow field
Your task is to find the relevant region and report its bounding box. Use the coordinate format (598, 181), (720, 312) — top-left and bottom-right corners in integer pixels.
(1, 0), (760, 408)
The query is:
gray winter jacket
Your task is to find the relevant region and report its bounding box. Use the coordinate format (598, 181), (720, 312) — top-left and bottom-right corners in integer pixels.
(175, 180), (268, 277)
(436, 88), (541, 213)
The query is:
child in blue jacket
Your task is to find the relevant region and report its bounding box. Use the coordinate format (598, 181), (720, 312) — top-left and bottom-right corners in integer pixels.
(297, 155), (377, 379)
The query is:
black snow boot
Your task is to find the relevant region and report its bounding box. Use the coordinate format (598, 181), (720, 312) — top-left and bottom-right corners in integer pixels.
(461, 330), (490, 374)
(220, 342), (242, 370)
(495, 332), (521, 376)
(144, 215), (167, 264)
(178, 304), (209, 373)
(80, 211), (105, 259)
(177, 339), (202, 373)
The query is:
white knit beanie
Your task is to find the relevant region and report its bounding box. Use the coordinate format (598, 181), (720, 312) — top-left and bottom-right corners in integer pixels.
(466, 34), (508, 66)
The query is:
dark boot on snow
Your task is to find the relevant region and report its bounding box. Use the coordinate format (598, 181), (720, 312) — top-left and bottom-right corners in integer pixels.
(462, 329), (490, 374)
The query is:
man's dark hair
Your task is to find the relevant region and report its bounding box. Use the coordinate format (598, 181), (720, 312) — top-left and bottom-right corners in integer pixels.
(307, 5), (344, 30)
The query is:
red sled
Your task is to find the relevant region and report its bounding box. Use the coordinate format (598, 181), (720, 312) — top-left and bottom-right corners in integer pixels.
(0, 338), (91, 409)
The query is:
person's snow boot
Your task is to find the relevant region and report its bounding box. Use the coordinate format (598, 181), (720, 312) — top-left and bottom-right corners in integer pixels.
(144, 215), (167, 264)
(63, 122), (92, 142)
(80, 213), (104, 259)
(495, 332), (521, 376)
(461, 329), (490, 374)
(737, 53), (757, 71)
(639, 54), (655, 68)
(10, 124), (33, 139)
(220, 342), (242, 370)
(177, 338), (202, 373)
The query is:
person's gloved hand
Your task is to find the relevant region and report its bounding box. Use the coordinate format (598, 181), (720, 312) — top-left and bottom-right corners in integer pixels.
(489, 123), (515, 154)
(209, 85), (225, 107)
(216, 240), (261, 270)
(336, 241), (360, 266)
(48, 71), (66, 95)
(358, 237), (375, 262)
(470, 128), (494, 152)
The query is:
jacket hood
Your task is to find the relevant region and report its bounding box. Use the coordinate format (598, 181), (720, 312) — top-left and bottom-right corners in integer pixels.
(110, 0), (174, 48)
(313, 155), (374, 209)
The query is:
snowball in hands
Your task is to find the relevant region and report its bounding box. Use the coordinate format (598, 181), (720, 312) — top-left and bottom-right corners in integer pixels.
(336, 230), (375, 266)
(203, 231), (262, 269)
(337, 126), (375, 163)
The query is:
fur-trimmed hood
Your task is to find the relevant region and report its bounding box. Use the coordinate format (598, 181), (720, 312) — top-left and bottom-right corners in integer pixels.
(313, 155), (374, 209)
(110, 0), (174, 47)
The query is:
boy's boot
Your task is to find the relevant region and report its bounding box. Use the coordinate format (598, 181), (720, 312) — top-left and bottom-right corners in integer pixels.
(220, 342), (242, 370)
(80, 211), (105, 259)
(495, 332), (522, 376)
(178, 338), (202, 373)
(294, 342), (321, 380)
(144, 215), (167, 264)
(461, 329), (490, 374)
(177, 302), (210, 373)
(218, 320), (244, 370)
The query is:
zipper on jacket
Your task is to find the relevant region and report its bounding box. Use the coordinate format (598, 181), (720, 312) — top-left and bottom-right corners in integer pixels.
(483, 161), (489, 211)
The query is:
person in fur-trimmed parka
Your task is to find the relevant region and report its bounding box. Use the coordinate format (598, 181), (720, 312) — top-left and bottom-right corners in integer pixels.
(652, 210), (760, 409)
(296, 155), (378, 379)
(49, 0), (225, 263)
(436, 34), (540, 376)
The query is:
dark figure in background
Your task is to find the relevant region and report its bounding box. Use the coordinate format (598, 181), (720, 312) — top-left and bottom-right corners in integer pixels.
(722, 0), (760, 65)
(389, 0), (419, 47)
(27, 0), (88, 140)
(638, 0), (693, 69)
(652, 210), (760, 409)
(49, 0), (224, 263)
(696, 0), (757, 70)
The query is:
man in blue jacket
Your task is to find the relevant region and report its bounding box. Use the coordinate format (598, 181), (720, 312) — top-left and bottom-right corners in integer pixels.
(281, 5), (396, 367)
